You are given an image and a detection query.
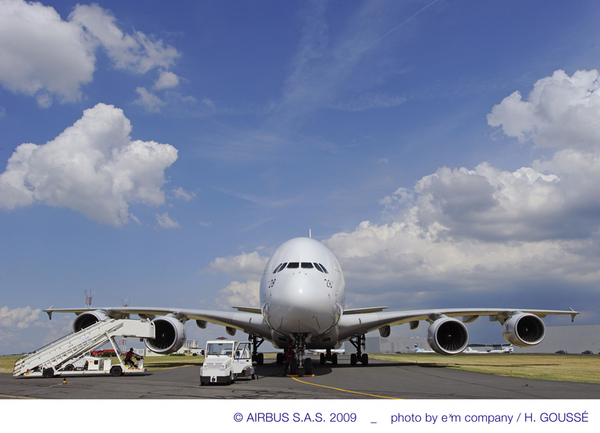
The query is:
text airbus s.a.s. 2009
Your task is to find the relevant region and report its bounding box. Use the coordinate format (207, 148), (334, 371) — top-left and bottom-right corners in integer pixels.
(45, 237), (579, 375)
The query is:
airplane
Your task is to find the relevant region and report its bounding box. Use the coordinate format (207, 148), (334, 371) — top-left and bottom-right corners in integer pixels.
(45, 236), (579, 376)
(413, 344), (434, 354)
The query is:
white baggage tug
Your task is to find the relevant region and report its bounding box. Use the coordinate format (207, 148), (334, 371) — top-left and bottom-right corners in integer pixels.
(200, 340), (257, 385)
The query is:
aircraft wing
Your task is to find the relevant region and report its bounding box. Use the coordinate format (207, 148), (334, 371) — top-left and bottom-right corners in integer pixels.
(338, 307), (579, 341)
(44, 306), (271, 340)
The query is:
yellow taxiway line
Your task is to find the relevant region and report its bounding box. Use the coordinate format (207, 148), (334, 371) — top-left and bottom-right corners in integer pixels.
(291, 377), (402, 399)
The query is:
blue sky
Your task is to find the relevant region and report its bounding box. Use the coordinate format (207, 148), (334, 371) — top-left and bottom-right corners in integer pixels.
(2, 0), (600, 354)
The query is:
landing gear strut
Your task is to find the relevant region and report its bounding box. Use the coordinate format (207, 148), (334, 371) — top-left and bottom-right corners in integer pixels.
(288, 333), (313, 376)
(349, 334), (369, 365)
(249, 334), (264, 365)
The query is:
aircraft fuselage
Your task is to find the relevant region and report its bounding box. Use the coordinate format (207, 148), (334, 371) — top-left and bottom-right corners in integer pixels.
(259, 237), (345, 349)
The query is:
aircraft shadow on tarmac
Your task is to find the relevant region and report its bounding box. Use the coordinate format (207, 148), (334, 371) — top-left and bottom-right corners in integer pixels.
(254, 357), (422, 378)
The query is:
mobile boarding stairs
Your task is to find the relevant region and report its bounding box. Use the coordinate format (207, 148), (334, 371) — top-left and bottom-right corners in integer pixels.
(13, 319), (155, 378)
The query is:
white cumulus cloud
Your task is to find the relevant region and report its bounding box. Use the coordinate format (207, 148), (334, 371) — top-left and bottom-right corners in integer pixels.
(320, 70), (600, 300)
(217, 281), (260, 309)
(0, 306), (41, 329)
(0, 103), (178, 226)
(0, 0), (180, 107)
(205, 251), (268, 281)
(155, 212), (180, 229)
(0, 0), (94, 105)
(154, 70), (180, 90)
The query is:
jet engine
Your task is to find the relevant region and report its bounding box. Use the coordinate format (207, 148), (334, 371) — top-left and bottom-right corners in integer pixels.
(72, 311), (109, 332)
(427, 317), (469, 355)
(502, 313), (545, 346)
(144, 316), (187, 354)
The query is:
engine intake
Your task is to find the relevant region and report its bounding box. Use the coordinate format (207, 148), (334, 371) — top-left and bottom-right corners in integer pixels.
(72, 311), (109, 332)
(502, 313), (545, 346)
(144, 316), (187, 354)
(427, 317), (469, 355)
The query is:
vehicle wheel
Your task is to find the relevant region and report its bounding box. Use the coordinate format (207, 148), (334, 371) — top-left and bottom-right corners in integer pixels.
(42, 368), (54, 378)
(361, 353), (369, 365)
(350, 353), (357, 365)
(110, 366), (122, 376)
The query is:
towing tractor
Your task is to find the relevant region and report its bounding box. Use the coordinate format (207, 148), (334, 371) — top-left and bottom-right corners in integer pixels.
(200, 340), (257, 385)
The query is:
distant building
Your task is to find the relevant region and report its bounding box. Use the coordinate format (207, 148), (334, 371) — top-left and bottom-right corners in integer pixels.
(514, 324), (600, 354)
(345, 336), (431, 354)
(344, 325), (600, 354)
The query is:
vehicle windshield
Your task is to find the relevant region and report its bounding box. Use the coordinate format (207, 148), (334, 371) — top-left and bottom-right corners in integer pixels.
(206, 342), (235, 356)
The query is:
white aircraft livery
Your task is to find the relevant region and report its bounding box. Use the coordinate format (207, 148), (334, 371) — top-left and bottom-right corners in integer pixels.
(45, 237), (579, 375)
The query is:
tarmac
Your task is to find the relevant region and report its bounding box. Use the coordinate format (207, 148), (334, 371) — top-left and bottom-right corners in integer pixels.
(3, 355), (600, 399)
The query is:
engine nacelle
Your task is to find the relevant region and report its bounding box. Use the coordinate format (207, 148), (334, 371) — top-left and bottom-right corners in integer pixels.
(502, 313), (545, 347)
(427, 317), (469, 355)
(144, 316), (187, 354)
(72, 311), (109, 332)
(379, 325), (391, 338)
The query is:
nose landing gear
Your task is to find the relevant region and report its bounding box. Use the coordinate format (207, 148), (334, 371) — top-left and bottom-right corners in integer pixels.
(288, 333), (313, 376)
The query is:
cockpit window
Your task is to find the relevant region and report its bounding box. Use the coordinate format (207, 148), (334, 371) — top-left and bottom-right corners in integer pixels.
(273, 263), (287, 273)
(274, 262), (327, 272)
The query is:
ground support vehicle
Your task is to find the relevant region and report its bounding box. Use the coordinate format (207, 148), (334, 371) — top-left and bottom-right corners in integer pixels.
(13, 319), (154, 378)
(199, 340), (257, 385)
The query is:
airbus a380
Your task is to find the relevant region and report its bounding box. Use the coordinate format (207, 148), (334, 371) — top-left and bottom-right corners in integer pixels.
(45, 237), (579, 376)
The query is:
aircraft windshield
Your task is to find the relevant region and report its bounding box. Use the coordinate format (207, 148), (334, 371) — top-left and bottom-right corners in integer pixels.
(206, 342), (234, 356)
(273, 262), (328, 273)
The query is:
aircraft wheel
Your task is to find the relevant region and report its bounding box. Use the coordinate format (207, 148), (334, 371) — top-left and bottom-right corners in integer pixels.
(277, 352), (284, 364)
(290, 357), (298, 375)
(350, 353), (357, 365)
(110, 366), (122, 376)
(320, 353), (325, 365)
(304, 358), (313, 375)
(332, 353), (338, 365)
(361, 354), (369, 365)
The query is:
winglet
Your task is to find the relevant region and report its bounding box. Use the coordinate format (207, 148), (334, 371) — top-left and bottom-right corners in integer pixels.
(46, 305), (55, 320)
(569, 307), (579, 323)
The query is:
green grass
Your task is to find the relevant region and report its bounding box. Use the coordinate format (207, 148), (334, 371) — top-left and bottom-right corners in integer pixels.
(370, 353), (600, 383)
(0, 355), (21, 374)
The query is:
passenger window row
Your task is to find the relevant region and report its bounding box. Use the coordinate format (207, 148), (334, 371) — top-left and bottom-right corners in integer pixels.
(273, 262), (328, 273)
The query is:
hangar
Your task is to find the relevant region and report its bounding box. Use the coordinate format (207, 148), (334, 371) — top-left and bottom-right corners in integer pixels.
(351, 324), (600, 355)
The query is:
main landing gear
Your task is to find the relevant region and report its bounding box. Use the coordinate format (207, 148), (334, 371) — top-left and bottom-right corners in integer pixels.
(349, 334), (369, 366)
(249, 334), (264, 365)
(319, 349), (338, 365)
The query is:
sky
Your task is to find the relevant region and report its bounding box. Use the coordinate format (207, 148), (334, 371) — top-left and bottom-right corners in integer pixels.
(2, 0), (600, 355)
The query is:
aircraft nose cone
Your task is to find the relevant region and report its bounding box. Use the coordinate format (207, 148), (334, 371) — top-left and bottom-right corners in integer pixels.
(268, 274), (337, 334)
